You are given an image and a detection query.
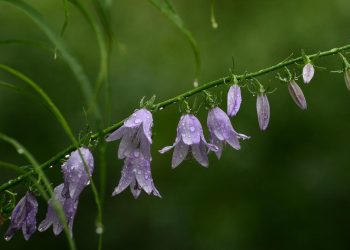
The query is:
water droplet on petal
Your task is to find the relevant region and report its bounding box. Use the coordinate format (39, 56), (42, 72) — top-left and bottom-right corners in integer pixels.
(4, 236), (11, 241)
(190, 127), (195, 132)
(133, 150), (140, 157)
(134, 119), (142, 124)
(65, 154), (70, 158)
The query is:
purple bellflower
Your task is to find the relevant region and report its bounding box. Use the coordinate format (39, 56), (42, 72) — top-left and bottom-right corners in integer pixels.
(4, 192), (38, 241)
(106, 109), (153, 160)
(256, 93), (270, 131)
(207, 107), (249, 159)
(288, 81), (307, 110)
(302, 63), (314, 84)
(227, 84), (242, 117)
(159, 114), (218, 168)
(61, 147), (94, 201)
(344, 68), (350, 91)
(38, 184), (78, 236)
(112, 148), (161, 199)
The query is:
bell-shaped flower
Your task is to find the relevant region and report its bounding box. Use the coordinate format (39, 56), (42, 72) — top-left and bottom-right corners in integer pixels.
(288, 80), (307, 110)
(302, 63), (314, 84)
(227, 84), (242, 117)
(256, 93), (270, 131)
(38, 184), (78, 236)
(105, 109), (153, 160)
(159, 114), (217, 168)
(4, 192), (38, 241)
(113, 148), (161, 199)
(61, 147), (94, 200)
(207, 107), (249, 159)
(344, 68), (350, 91)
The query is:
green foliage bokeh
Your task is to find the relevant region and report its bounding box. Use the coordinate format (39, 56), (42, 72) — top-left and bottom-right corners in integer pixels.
(1, 0), (350, 249)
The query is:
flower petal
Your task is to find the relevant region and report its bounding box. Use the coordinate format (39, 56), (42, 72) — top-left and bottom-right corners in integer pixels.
(178, 115), (202, 145)
(112, 162), (134, 196)
(105, 126), (126, 142)
(172, 140), (189, 168)
(191, 141), (209, 167)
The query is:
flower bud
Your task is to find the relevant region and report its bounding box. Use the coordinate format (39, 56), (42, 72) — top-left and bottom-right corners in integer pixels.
(288, 80), (307, 110)
(256, 93), (270, 131)
(302, 63), (314, 84)
(344, 68), (350, 91)
(227, 84), (242, 117)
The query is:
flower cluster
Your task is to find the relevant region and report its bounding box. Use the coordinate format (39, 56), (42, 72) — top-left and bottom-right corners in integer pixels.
(106, 109), (161, 198)
(7, 52), (350, 243)
(4, 147), (94, 240)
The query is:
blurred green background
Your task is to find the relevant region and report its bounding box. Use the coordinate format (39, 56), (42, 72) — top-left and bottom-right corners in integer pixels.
(1, 0), (350, 249)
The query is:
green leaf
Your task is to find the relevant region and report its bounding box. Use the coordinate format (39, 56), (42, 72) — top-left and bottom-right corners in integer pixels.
(0, 39), (53, 53)
(148, 0), (201, 81)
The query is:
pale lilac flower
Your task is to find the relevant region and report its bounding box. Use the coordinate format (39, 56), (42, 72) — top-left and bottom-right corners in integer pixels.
(207, 107), (249, 159)
(344, 68), (350, 91)
(4, 192), (38, 241)
(112, 148), (161, 199)
(159, 114), (218, 168)
(302, 63), (314, 84)
(106, 109), (153, 160)
(38, 184), (78, 236)
(256, 94), (270, 131)
(227, 84), (242, 117)
(61, 147), (94, 200)
(288, 81), (307, 110)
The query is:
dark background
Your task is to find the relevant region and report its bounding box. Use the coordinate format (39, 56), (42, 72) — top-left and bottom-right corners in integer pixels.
(1, 0), (350, 249)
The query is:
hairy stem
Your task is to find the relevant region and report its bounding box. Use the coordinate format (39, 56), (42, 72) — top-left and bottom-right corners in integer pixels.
(1, 43), (349, 192)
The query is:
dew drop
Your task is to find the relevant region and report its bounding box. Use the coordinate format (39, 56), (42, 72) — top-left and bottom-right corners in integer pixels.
(65, 154), (70, 158)
(159, 107), (164, 111)
(134, 119), (142, 124)
(17, 148), (24, 154)
(190, 127), (195, 132)
(133, 150), (140, 157)
(96, 227), (104, 235)
(4, 236), (11, 241)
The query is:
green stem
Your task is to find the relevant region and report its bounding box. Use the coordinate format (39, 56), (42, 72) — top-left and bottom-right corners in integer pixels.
(1, 43), (350, 193)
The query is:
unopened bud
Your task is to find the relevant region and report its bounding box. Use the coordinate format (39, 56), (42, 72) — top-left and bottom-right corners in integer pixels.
(344, 68), (350, 91)
(256, 93), (270, 131)
(288, 80), (307, 110)
(302, 63), (314, 84)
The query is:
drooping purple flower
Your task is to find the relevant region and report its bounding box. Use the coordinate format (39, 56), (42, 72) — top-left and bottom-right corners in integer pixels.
(159, 114), (218, 168)
(256, 93), (270, 131)
(113, 148), (161, 199)
(344, 68), (350, 91)
(302, 63), (314, 84)
(38, 184), (78, 236)
(4, 192), (38, 241)
(227, 84), (242, 117)
(61, 147), (94, 201)
(106, 109), (153, 160)
(207, 107), (249, 159)
(288, 80), (307, 110)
